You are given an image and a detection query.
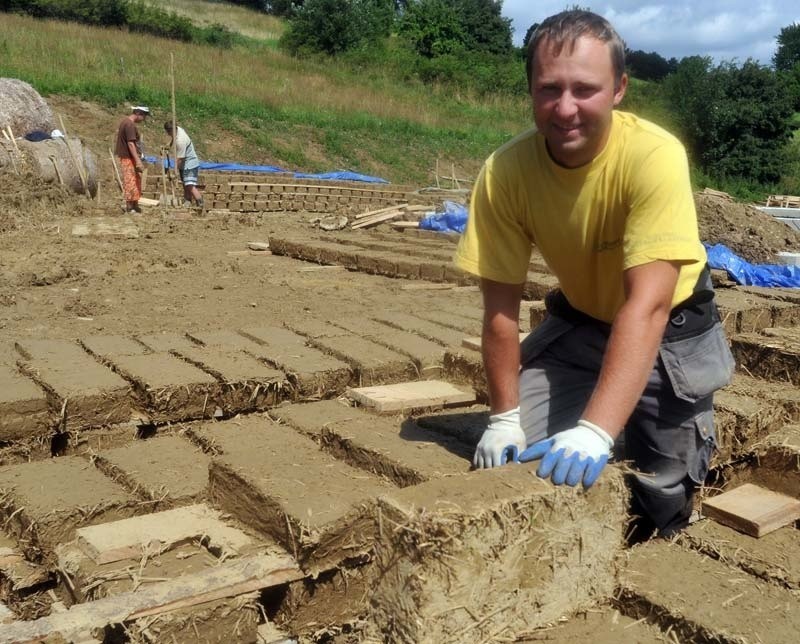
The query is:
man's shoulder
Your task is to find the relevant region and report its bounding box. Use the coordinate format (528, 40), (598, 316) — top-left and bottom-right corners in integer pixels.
(486, 127), (538, 172)
(614, 111), (684, 151)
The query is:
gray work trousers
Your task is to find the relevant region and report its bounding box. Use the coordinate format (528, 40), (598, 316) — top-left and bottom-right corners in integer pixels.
(519, 304), (734, 535)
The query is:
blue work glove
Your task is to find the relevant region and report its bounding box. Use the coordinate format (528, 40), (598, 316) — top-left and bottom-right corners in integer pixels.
(518, 419), (614, 488)
(473, 406), (527, 469)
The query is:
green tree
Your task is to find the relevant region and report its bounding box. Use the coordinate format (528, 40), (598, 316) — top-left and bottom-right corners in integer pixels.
(773, 22), (800, 71)
(663, 57), (795, 184)
(452, 0), (512, 56)
(281, 0), (393, 55)
(625, 49), (675, 81)
(399, 0), (465, 58)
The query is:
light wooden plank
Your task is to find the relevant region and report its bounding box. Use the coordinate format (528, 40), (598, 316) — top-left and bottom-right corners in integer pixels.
(390, 221), (420, 229)
(354, 203), (409, 220)
(351, 210), (404, 229)
(346, 380), (475, 413)
(702, 483), (800, 538)
(77, 504), (252, 564)
(0, 554), (302, 642)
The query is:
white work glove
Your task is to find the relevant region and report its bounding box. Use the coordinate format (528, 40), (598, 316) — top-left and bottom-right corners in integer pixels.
(519, 420), (614, 488)
(473, 406), (527, 469)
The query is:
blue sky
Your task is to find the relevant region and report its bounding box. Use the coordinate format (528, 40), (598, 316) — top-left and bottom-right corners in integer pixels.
(502, 1), (800, 65)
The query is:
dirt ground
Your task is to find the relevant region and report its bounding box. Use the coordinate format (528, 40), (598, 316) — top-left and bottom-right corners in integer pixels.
(2, 96), (798, 355)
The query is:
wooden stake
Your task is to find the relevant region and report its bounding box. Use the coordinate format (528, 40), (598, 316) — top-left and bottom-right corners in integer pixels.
(170, 52), (178, 204)
(3, 129), (19, 174)
(58, 115), (90, 197)
(108, 148), (123, 192)
(49, 155), (64, 185)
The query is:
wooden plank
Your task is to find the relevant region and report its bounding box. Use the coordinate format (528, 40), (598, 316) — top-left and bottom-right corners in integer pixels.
(351, 211), (404, 229)
(702, 483), (800, 537)
(346, 380), (475, 413)
(0, 554), (302, 642)
(137, 197), (160, 207)
(354, 203), (407, 220)
(390, 221), (420, 229)
(76, 504), (252, 564)
(462, 332), (529, 352)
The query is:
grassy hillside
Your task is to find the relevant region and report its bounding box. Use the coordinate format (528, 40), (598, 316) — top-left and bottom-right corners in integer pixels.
(0, 4), (531, 184)
(156, 0), (284, 44)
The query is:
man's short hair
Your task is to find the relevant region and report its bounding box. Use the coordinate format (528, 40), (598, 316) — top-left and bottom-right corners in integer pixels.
(164, 122), (175, 133)
(526, 10), (626, 91)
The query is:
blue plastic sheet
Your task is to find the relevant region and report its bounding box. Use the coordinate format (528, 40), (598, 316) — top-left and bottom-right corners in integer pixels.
(143, 156), (388, 184)
(419, 201), (468, 234)
(705, 243), (800, 288)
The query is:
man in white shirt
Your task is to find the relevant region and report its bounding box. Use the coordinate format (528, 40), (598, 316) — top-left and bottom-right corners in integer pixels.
(164, 122), (203, 209)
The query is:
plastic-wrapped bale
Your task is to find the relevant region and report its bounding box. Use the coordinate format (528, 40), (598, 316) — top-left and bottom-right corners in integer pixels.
(0, 78), (55, 137)
(365, 465), (628, 644)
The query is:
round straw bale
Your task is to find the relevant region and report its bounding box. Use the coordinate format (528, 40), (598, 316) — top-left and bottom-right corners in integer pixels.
(16, 137), (98, 198)
(0, 78), (56, 138)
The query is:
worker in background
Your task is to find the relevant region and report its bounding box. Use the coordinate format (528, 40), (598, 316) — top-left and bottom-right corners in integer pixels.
(115, 106), (149, 214)
(164, 121), (203, 209)
(455, 9), (735, 540)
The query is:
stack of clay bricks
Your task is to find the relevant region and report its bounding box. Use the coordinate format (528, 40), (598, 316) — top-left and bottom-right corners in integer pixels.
(142, 171), (421, 214)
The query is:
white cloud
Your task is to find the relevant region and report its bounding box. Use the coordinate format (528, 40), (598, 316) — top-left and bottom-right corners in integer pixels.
(501, 1), (798, 64)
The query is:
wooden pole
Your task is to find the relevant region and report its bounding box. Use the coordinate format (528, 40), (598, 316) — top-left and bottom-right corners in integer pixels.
(170, 52), (178, 204)
(49, 155), (64, 185)
(58, 115), (90, 197)
(3, 128), (19, 174)
(108, 148), (123, 192)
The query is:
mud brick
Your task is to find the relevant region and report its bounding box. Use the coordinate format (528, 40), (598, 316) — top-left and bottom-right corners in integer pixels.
(240, 326), (351, 398)
(201, 415), (394, 575)
(80, 335), (149, 357)
(0, 457), (135, 560)
(418, 261), (445, 282)
(372, 311), (464, 349)
(285, 318), (349, 340)
(355, 251), (397, 277)
(682, 518), (800, 590)
(443, 350), (487, 400)
(187, 329), (261, 351)
(136, 332), (197, 353)
(301, 332), (416, 387)
(523, 271), (560, 300)
(0, 364), (50, 442)
(173, 346), (286, 414)
(713, 389), (786, 464)
(272, 400), (470, 486)
(94, 435), (212, 503)
(413, 310), (481, 335)
(723, 372), (800, 417)
(105, 353), (219, 423)
(620, 540), (800, 643)
(393, 256), (422, 279)
(716, 289), (776, 334)
(15, 339), (132, 430)
(731, 424), (800, 498)
(731, 328), (800, 385)
(770, 300), (800, 328)
(331, 317), (446, 377)
(527, 300), (548, 330)
(366, 468), (627, 643)
(414, 405), (489, 446)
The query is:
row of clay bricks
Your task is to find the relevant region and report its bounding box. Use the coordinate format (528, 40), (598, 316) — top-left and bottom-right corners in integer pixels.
(0, 400), (632, 641)
(0, 305), (505, 446)
(269, 233), (560, 297)
(2, 405), (797, 641)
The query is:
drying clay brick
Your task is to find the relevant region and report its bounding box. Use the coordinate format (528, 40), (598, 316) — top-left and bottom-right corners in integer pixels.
(0, 364), (50, 442)
(105, 353), (218, 423)
(272, 400), (471, 486)
(15, 339), (132, 430)
(367, 467), (628, 643)
(200, 414), (394, 575)
(93, 434), (212, 503)
(0, 457), (135, 560)
(240, 326), (352, 398)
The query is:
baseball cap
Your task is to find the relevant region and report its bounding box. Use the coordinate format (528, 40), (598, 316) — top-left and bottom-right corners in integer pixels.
(131, 106), (151, 115)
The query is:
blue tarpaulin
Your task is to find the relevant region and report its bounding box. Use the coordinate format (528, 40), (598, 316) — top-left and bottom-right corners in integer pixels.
(419, 201), (468, 234)
(144, 156), (388, 184)
(705, 243), (800, 288)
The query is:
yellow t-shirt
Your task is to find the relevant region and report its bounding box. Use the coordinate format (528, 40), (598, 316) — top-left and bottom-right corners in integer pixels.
(454, 110), (706, 323)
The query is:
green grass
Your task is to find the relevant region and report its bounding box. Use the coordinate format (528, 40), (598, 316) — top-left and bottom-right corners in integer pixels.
(0, 11), (529, 183)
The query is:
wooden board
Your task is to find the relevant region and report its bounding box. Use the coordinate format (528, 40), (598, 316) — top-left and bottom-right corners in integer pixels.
(0, 554), (302, 642)
(702, 483), (800, 537)
(462, 332), (529, 352)
(346, 380), (475, 413)
(72, 218), (138, 238)
(77, 504), (252, 564)
(137, 197), (160, 207)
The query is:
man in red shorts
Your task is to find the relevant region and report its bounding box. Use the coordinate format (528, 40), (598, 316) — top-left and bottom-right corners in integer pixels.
(115, 106), (149, 214)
